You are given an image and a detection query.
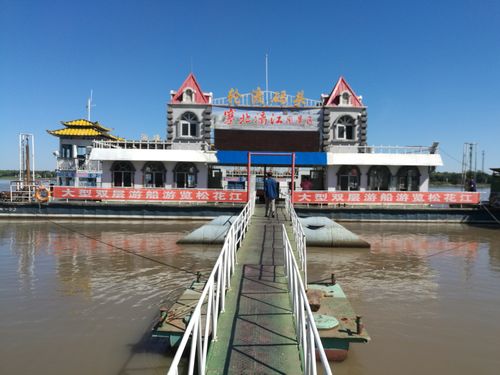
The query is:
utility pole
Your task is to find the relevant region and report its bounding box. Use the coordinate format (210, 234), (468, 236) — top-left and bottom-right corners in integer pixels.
(461, 142), (478, 189)
(265, 53), (269, 105)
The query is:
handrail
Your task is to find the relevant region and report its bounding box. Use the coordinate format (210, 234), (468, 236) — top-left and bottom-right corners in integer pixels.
(285, 195), (308, 285)
(329, 144), (438, 154)
(166, 194), (255, 375)
(282, 226), (332, 375)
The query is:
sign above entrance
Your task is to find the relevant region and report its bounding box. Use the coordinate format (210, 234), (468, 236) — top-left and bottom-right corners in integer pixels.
(213, 107), (321, 131)
(212, 88), (322, 107)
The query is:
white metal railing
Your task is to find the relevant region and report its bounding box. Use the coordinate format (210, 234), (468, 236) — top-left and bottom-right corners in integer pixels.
(285, 195), (308, 286)
(213, 90), (322, 107)
(167, 194), (255, 375)
(282, 226), (332, 375)
(330, 144), (439, 154)
(93, 139), (171, 150)
(9, 180), (37, 202)
(56, 158), (102, 172)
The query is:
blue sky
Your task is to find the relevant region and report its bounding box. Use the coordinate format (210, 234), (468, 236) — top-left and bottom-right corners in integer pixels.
(1, 0), (499, 171)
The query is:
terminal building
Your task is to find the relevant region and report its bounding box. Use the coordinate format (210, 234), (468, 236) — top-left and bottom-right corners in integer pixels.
(49, 73), (442, 194)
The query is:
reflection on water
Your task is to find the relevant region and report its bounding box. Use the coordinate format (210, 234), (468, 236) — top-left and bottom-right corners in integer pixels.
(0, 220), (217, 375)
(307, 222), (500, 375)
(1, 220), (499, 374)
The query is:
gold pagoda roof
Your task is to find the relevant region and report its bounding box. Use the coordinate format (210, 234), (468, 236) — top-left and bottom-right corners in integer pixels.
(61, 118), (111, 131)
(47, 118), (122, 140)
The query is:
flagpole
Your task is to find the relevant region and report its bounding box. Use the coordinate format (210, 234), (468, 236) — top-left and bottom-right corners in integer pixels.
(265, 53), (268, 105)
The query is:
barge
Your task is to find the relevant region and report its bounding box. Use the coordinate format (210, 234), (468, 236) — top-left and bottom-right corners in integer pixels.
(309, 278), (370, 361)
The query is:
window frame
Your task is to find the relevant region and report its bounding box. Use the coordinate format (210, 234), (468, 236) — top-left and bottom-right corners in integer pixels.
(178, 112), (199, 138)
(336, 115), (356, 141)
(142, 162), (166, 188)
(61, 144), (72, 158)
(337, 124), (346, 140)
(111, 161), (135, 188)
(174, 162), (198, 188)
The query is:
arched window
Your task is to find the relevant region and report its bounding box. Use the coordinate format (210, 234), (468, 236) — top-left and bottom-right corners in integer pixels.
(396, 166), (421, 191)
(335, 115), (356, 140)
(174, 162), (198, 188)
(142, 162), (166, 188)
(178, 112), (199, 138)
(340, 91), (351, 106)
(111, 161), (135, 187)
(337, 165), (360, 191)
(182, 88), (195, 103)
(368, 166), (391, 191)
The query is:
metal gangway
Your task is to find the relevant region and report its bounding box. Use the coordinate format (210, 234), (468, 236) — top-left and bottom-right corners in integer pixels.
(166, 196), (331, 375)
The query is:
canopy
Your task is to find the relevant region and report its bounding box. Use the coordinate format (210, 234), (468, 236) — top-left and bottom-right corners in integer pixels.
(216, 151), (326, 166)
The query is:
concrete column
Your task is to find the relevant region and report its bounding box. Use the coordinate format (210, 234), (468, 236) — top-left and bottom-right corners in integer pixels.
(327, 166), (337, 191)
(419, 167), (429, 191)
(359, 166), (369, 191)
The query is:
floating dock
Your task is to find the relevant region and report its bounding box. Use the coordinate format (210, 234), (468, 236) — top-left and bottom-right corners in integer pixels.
(154, 204), (370, 373)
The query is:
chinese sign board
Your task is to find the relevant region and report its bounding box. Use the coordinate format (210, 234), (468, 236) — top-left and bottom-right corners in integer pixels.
(213, 106), (320, 131)
(217, 87), (320, 107)
(53, 187), (248, 203)
(292, 191), (480, 205)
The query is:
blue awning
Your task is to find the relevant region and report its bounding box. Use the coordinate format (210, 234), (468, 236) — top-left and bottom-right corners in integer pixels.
(216, 151), (326, 166)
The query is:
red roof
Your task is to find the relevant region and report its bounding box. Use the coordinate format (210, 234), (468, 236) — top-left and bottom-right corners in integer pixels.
(324, 76), (363, 107)
(170, 73), (211, 104)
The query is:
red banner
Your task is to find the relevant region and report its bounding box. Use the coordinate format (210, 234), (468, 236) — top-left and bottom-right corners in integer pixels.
(52, 187), (248, 203)
(292, 191), (480, 205)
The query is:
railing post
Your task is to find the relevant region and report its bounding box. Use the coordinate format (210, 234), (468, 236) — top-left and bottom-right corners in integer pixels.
(282, 225), (332, 375)
(188, 316), (199, 374)
(197, 316), (203, 375)
(167, 198), (256, 374)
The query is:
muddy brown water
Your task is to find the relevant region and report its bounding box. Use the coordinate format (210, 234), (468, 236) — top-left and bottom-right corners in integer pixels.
(0, 219), (499, 374)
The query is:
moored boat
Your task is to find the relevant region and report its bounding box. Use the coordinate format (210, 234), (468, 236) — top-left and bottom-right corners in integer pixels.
(308, 277), (370, 361)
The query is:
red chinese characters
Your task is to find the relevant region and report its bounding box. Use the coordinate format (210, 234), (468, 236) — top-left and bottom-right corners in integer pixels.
(292, 191), (480, 205)
(53, 187), (248, 203)
(221, 109), (316, 126)
(224, 109), (235, 125)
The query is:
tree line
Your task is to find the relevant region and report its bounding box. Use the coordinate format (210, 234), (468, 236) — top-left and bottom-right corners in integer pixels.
(430, 171), (491, 185)
(0, 170), (56, 178)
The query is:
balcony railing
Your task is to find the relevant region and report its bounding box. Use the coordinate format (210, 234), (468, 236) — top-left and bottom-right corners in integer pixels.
(330, 143), (439, 155)
(92, 139), (172, 150)
(57, 158), (102, 172)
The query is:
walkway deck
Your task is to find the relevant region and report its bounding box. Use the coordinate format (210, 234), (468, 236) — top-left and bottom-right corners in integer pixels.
(206, 205), (302, 375)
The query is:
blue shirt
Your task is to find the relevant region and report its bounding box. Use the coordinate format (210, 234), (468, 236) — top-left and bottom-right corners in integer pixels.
(264, 177), (278, 199)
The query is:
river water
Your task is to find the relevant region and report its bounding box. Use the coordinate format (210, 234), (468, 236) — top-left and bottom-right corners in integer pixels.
(0, 219), (499, 374)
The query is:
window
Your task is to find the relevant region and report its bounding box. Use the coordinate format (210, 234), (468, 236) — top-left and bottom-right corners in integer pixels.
(182, 88), (194, 103)
(340, 91), (351, 106)
(396, 166), (420, 191)
(78, 178), (97, 187)
(337, 165), (360, 191)
(336, 116), (355, 140)
(368, 166), (391, 190)
(111, 161), (135, 187)
(142, 162), (165, 188)
(179, 112), (199, 138)
(77, 146), (87, 157)
(337, 124), (346, 139)
(61, 144), (72, 158)
(174, 162), (198, 188)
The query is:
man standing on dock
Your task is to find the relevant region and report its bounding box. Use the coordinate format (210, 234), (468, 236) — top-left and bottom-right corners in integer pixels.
(264, 171), (278, 218)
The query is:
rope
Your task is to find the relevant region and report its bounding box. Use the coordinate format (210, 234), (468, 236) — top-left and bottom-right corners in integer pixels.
(41, 212), (201, 276)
